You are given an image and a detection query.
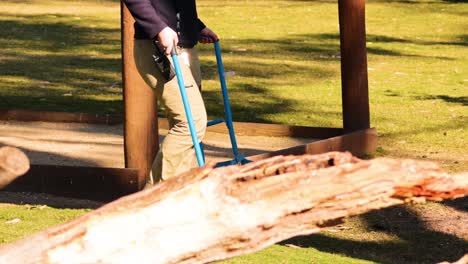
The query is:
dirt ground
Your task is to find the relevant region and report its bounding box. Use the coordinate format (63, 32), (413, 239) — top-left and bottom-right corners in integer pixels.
(0, 120), (466, 243)
(0, 119), (311, 207)
(0, 120), (312, 167)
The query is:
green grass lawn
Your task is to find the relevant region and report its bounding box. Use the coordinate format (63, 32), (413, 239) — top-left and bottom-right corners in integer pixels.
(0, 0), (466, 263)
(0, 203), (91, 244)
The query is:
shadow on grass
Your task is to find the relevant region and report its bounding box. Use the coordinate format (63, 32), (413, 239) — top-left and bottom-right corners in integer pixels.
(414, 94), (468, 106)
(282, 205), (468, 264)
(0, 95), (123, 114)
(200, 33), (459, 63)
(202, 82), (298, 124)
(199, 31), (460, 124)
(367, 34), (468, 48)
(0, 10), (464, 124)
(0, 14), (122, 113)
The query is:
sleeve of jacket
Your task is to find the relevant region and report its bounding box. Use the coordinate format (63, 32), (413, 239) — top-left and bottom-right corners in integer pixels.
(122, 0), (167, 39)
(197, 18), (206, 32)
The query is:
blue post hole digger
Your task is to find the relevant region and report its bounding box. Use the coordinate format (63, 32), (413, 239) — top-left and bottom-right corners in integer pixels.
(170, 40), (251, 168)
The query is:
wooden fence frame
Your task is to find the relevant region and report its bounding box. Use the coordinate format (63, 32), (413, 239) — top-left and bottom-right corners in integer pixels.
(1, 0), (375, 200)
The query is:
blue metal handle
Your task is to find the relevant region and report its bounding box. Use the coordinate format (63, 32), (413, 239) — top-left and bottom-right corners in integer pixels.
(207, 118), (225, 127)
(171, 47), (205, 166)
(213, 41), (242, 163)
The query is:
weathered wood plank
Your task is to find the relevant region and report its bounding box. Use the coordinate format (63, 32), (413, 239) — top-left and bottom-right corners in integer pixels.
(0, 109), (343, 139)
(248, 128), (377, 161)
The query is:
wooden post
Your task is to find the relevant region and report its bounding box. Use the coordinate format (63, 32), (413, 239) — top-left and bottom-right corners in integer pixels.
(121, 3), (159, 190)
(338, 0), (370, 132)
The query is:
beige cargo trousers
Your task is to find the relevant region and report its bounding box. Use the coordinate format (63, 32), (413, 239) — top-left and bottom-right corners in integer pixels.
(133, 39), (207, 185)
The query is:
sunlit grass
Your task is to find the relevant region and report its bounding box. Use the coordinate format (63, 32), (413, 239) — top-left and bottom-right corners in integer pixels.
(219, 244), (378, 264)
(0, 204), (91, 244)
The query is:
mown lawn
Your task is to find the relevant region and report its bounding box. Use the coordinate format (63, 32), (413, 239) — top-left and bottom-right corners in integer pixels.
(0, 0), (466, 263)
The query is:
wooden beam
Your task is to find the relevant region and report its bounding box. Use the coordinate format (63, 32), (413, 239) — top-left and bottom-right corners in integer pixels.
(207, 123), (342, 139)
(0, 109), (344, 139)
(3, 165), (139, 201)
(338, 0), (370, 132)
(247, 128), (377, 161)
(1, 128), (376, 201)
(0, 126), (375, 201)
(121, 3), (159, 190)
(159, 118), (344, 139)
(0, 109), (122, 125)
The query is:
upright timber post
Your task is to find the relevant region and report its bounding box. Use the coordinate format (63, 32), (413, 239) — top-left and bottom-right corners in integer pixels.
(338, 0), (370, 132)
(121, 3), (159, 190)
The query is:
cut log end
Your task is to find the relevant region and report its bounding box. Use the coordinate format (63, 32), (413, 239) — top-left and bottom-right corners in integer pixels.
(0, 146), (30, 189)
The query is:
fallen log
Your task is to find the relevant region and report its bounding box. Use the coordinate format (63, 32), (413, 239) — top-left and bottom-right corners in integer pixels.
(0, 152), (466, 264)
(0, 146), (29, 189)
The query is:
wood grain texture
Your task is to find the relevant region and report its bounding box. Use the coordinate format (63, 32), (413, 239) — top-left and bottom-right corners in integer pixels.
(121, 3), (159, 189)
(338, 0), (370, 131)
(0, 152), (466, 264)
(0, 109), (343, 139)
(248, 128), (376, 161)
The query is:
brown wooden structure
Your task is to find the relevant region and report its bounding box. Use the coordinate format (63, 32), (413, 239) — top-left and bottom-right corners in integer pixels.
(1, 0), (375, 200)
(120, 0), (373, 185)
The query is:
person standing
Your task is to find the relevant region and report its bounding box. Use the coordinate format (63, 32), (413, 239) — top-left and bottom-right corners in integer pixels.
(122, 0), (219, 186)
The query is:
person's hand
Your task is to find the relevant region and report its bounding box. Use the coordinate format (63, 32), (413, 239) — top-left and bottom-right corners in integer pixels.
(157, 27), (179, 55)
(199, 27), (219, 44)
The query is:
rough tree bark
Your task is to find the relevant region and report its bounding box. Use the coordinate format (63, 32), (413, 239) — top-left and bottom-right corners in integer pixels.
(0, 146), (29, 189)
(0, 152), (466, 264)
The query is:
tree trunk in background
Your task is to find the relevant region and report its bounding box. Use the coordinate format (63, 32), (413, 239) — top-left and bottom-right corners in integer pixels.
(0, 152), (466, 264)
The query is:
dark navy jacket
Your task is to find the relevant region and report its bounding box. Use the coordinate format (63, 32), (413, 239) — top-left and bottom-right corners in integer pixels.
(122, 0), (206, 48)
